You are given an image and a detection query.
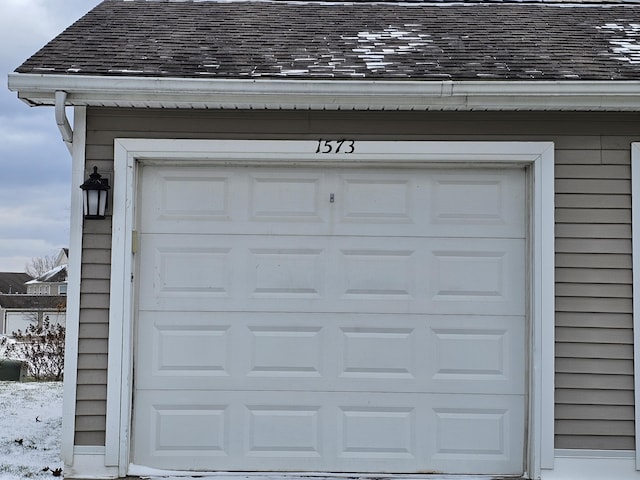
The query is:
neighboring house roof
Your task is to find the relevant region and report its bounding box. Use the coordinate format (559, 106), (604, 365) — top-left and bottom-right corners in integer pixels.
(25, 264), (68, 285)
(13, 0), (640, 81)
(0, 295), (66, 310)
(0, 273), (32, 295)
(54, 248), (69, 268)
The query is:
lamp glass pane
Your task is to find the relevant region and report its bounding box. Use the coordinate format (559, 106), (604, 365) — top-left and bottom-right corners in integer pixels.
(98, 190), (108, 217)
(87, 190), (99, 216)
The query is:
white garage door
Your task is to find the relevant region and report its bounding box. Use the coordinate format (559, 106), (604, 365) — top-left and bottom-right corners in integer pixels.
(132, 164), (527, 475)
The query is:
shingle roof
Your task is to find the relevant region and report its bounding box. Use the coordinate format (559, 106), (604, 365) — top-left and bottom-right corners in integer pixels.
(25, 264), (67, 285)
(0, 295), (66, 310)
(0, 273), (32, 295)
(14, 0), (640, 81)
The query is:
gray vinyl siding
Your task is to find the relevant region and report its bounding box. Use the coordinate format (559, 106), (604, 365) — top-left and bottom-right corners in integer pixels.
(554, 146), (633, 450)
(76, 216), (110, 446)
(77, 108), (636, 451)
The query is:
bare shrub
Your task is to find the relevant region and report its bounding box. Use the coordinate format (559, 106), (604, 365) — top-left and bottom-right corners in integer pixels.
(24, 255), (57, 278)
(0, 318), (65, 381)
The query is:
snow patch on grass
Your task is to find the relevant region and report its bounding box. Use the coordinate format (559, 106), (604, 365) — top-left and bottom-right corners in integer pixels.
(0, 381), (63, 479)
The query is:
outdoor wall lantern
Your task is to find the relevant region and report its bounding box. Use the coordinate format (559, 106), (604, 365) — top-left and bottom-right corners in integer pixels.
(80, 166), (110, 219)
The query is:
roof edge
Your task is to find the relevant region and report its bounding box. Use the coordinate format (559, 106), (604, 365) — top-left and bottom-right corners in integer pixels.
(9, 73), (640, 111)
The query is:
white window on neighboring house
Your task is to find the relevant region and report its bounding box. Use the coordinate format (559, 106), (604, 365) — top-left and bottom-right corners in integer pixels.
(59, 284), (67, 295)
(36, 285), (50, 295)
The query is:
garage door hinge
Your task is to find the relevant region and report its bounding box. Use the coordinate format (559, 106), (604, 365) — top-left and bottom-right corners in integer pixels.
(132, 230), (138, 254)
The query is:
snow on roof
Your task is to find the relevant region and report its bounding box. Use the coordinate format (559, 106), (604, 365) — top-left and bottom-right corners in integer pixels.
(24, 265), (67, 285)
(14, 0), (640, 81)
(598, 22), (640, 64)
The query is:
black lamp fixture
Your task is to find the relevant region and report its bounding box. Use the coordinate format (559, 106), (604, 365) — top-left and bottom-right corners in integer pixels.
(80, 166), (110, 219)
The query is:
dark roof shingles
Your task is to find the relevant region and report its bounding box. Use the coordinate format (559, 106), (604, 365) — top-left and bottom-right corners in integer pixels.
(0, 273), (31, 294)
(15, 0), (640, 80)
(0, 295), (66, 310)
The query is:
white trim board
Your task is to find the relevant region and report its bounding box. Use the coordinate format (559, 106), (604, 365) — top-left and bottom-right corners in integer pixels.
(542, 450), (640, 480)
(100, 140), (555, 479)
(66, 449), (118, 480)
(61, 106), (87, 467)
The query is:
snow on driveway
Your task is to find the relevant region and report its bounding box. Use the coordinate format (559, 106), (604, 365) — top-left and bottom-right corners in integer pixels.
(0, 381), (63, 479)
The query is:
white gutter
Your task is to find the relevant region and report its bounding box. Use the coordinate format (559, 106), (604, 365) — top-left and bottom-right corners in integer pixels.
(8, 73), (640, 111)
(54, 90), (73, 153)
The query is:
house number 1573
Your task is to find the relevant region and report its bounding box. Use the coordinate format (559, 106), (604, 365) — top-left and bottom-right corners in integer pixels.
(315, 139), (355, 154)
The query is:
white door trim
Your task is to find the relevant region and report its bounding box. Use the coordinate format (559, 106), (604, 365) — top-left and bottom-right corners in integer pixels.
(105, 139), (555, 479)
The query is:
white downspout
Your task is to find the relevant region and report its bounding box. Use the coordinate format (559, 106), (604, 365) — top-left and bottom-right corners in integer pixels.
(55, 90), (73, 153)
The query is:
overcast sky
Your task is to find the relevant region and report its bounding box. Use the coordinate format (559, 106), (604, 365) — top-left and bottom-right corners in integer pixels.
(1, 0), (103, 272)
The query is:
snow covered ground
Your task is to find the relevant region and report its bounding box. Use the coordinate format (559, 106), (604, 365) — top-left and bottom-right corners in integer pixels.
(0, 381), (63, 479)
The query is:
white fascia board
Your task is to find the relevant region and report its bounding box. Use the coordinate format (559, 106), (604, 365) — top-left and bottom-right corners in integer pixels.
(8, 73), (640, 111)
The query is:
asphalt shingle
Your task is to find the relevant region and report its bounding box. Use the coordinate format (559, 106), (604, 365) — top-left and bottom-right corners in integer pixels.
(14, 0), (640, 80)
(0, 295), (66, 310)
(0, 273), (31, 295)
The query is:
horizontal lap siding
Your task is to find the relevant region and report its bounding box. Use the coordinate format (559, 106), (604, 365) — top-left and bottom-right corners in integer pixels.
(78, 109), (637, 451)
(75, 215), (110, 446)
(555, 148), (634, 450)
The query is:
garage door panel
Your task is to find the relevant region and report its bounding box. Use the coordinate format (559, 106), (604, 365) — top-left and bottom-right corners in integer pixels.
(427, 317), (525, 393)
(134, 162), (527, 474)
(140, 167), (525, 238)
(340, 175), (413, 224)
(430, 171), (522, 229)
(133, 391), (234, 467)
(338, 248), (416, 299)
(249, 247), (325, 298)
(150, 245), (233, 297)
(338, 326), (416, 380)
(429, 247), (520, 305)
(250, 173), (324, 222)
(247, 325), (324, 378)
(138, 235), (524, 315)
(147, 170), (235, 223)
(245, 404), (323, 459)
(133, 390), (523, 473)
(427, 394), (525, 475)
(136, 311), (524, 395)
(136, 312), (233, 386)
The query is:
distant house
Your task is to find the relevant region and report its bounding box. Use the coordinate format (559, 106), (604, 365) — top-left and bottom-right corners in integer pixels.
(26, 265), (68, 295)
(0, 272), (31, 294)
(26, 248), (69, 295)
(0, 294), (66, 335)
(10, 1), (640, 480)
(0, 249), (68, 334)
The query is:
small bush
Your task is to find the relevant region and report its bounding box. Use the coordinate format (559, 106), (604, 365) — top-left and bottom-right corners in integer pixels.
(0, 318), (65, 381)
